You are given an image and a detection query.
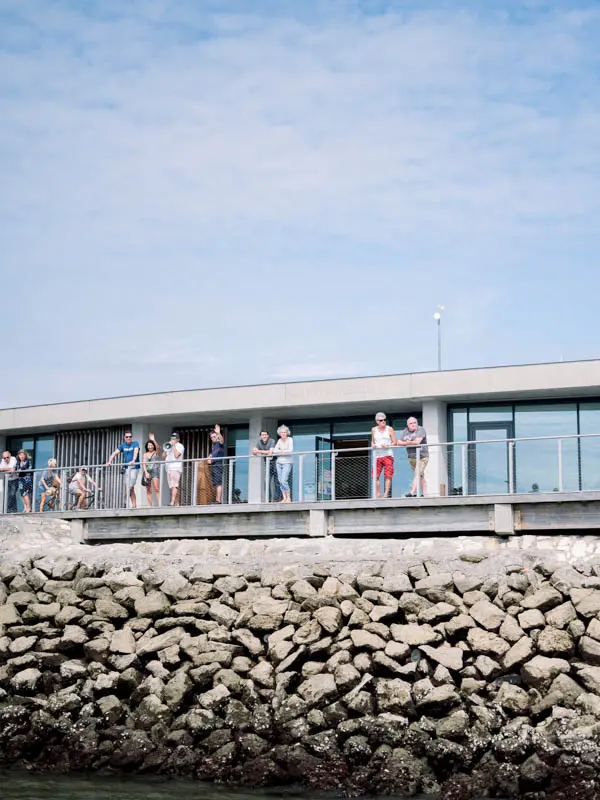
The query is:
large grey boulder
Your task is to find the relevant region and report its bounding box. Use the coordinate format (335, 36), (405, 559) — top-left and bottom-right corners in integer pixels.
(520, 586), (562, 611)
(469, 600), (505, 631)
(314, 606), (343, 634)
(110, 627), (136, 655)
(297, 674), (338, 707)
(415, 684), (460, 714)
(579, 636), (600, 665)
(391, 623), (438, 646)
(134, 590), (170, 617)
(536, 627), (574, 657)
(545, 601), (577, 629)
(496, 682), (530, 714)
(502, 636), (535, 671)
(11, 667), (42, 692)
(419, 645), (463, 672)
(375, 677), (413, 713)
(467, 628), (510, 657)
(136, 628), (184, 656)
(521, 655), (570, 689)
(350, 629), (386, 651)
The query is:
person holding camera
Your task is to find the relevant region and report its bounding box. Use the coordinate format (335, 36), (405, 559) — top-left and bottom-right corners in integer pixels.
(107, 431), (140, 508)
(163, 432), (184, 506)
(208, 424), (225, 503)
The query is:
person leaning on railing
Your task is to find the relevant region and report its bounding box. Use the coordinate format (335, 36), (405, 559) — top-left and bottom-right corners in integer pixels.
(15, 449), (33, 513)
(371, 412), (397, 499)
(163, 432), (184, 507)
(396, 416), (429, 497)
(106, 431), (140, 509)
(272, 425), (294, 503)
(252, 429), (280, 502)
(142, 433), (161, 507)
(39, 458), (62, 512)
(0, 451), (18, 513)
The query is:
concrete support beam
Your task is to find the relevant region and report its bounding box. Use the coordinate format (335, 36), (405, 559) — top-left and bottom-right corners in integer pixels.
(248, 414), (278, 503)
(308, 508), (329, 537)
(422, 400), (448, 498)
(70, 518), (85, 544)
(494, 503), (515, 535)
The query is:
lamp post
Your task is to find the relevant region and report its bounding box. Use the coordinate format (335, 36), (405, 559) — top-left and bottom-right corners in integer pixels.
(433, 305), (444, 371)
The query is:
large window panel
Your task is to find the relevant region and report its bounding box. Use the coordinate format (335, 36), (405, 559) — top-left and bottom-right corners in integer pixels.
(448, 409), (467, 494)
(579, 402), (600, 490)
(468, 407), (514, 423)
(514, 404), (578, 492)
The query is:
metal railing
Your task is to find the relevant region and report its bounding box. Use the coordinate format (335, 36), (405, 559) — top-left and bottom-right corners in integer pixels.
(2, 432), (600, 514)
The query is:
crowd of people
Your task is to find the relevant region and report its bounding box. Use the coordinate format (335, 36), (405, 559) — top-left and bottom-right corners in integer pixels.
(0, 414), (428, 512)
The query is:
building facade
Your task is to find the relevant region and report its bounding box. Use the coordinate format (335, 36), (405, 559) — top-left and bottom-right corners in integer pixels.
(1, 359), (600, 510)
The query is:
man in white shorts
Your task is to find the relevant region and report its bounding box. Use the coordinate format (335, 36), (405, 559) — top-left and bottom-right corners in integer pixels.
(163, 432), (184, 506)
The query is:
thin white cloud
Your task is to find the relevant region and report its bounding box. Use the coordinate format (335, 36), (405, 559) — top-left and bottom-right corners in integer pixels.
(1, 1), (599, 405)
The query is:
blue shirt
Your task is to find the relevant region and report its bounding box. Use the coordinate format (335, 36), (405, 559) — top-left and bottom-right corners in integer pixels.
(211, 442), (225, 461)
(119, 441), (140, 469)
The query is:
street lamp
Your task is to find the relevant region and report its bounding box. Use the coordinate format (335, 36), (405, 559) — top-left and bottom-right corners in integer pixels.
(433, 305), (444, 371)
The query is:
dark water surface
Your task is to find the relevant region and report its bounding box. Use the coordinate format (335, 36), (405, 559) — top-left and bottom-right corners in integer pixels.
(0, 772), (443, 800)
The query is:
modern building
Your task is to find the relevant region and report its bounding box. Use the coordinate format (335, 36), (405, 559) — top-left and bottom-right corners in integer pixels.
(1, 359), (600, 511)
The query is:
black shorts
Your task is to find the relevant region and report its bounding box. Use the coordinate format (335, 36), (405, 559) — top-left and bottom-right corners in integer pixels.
(211, 465), (223, 486)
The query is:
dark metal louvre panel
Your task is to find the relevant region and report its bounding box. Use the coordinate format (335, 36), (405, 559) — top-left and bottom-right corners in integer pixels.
(55, 426), (128, 509)
(177, 427), (215, 505)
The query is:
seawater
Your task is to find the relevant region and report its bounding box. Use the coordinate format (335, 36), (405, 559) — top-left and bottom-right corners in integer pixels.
(0, 772), (443, 800)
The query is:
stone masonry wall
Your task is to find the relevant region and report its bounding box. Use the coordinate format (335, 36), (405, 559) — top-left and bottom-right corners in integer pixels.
(4, 546), (600, 798)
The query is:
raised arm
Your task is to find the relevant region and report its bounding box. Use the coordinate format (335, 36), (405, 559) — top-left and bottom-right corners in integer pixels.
(106, 447), (120, 466)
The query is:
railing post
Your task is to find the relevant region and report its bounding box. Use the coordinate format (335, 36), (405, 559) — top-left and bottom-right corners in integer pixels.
(2, 474), (6, 514)
(557, 438), (564, 493)
(371, 449), (377, 499)
(265, 457), (271, 503)
(298, 455), (304, 503)
(331, 451), (336, 502)
(193, 461), (199, 507)
(461, 444), (467, 496)
(415, 448), (421, 497)
(227, 458), (234, 505)
(508, 441), (515, 494)
(32, 470), (37, 514)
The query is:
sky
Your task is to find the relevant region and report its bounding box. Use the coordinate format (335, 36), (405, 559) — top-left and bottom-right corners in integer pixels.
(1, 0), (599, 408)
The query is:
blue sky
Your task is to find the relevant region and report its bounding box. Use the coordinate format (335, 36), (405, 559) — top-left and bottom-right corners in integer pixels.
(1, 0), (599, 407)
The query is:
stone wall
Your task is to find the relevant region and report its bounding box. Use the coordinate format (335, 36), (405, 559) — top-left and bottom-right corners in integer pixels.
(3, 549), (600, 797)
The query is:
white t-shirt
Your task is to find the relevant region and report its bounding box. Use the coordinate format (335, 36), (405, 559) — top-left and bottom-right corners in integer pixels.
(273, 437), (294, 465)
(166, 443), (185, 473)
(0, 456), (17, 478)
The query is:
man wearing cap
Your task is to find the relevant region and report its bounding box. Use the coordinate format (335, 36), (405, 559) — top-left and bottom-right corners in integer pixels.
(397, 417), (429, 497)
(163, 432), (184, 506)
(371, 412), (397, 498)
(107, 431), (141, 509)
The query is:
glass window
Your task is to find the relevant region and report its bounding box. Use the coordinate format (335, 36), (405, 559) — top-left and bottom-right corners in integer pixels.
(579, 402), (600, 490)
(448, 409), (467, 495)
(468, 406), (514, 422)
(333, 418), (373, 438)
(226, 427), (249, 503)
(286, 422), (330, 502)
(514, 404), (578, 492)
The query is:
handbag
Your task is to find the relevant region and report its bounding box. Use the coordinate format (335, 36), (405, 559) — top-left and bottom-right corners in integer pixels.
(141, 473), (150, 487)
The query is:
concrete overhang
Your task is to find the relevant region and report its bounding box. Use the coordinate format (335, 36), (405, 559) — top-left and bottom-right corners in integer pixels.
(1, 359), (600, 435)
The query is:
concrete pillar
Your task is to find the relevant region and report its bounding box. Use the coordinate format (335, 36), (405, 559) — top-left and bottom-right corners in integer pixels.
(422, 400), (448, 497)
(248, 414), (279, 503)
(130, 422), (149, 508)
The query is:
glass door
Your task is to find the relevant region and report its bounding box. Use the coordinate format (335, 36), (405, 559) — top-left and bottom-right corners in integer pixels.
(467, 422), (514, 495)
(315, 436), (333, 501)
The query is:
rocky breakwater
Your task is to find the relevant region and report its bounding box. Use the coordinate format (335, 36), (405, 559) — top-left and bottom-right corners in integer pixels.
(4, 556), (600, 797)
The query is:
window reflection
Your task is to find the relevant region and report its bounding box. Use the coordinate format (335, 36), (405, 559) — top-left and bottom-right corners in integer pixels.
(514, 404), (578, 492)
(579, 403), (600, 490)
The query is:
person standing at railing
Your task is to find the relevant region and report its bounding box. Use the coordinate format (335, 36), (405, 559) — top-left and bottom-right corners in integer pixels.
(252, 429), (280, 502)
(272, 425), (294, 503)
(397, 417), (429, 497)
(0, 451), (18, 513)
(107, 431), (140, 509)
(15, 450), (33, 513)
(163, 432), (184, 507)
(142, 434), (161, 507)
(208, 425), (225, 504)
(371, 413), (397, 499)
(39, 458), (62, 512)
